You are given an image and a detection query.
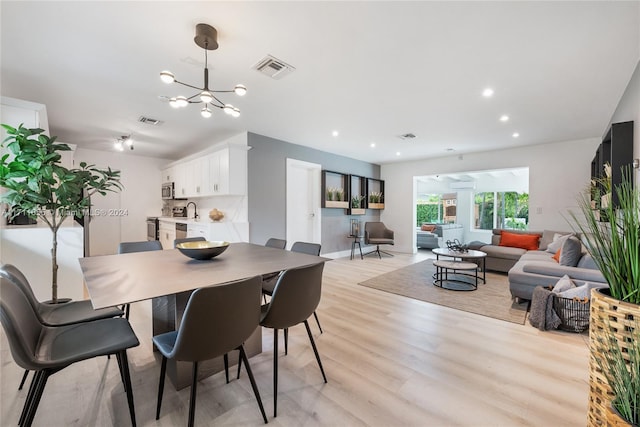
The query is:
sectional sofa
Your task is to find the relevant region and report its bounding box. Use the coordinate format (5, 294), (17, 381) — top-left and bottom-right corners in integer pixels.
(469, 229), (607, 300)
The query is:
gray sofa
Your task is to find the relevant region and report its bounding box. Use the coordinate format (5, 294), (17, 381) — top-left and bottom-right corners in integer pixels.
(470, 229), (607, 300)
(416, 223), (464, 249)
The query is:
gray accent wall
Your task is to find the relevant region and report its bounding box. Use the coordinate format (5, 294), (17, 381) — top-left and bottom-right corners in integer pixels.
(247, 132), (380, 254)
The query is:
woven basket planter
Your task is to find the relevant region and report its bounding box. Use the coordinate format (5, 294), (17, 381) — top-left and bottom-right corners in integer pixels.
(588, 288), (639, 427)
(606, 404), (634, 427)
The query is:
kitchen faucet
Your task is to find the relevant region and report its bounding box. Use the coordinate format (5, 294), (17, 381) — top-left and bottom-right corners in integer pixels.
(186, 202), (198, 219)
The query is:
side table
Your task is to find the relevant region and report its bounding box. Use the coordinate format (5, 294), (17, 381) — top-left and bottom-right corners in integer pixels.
(349, 235), (363, 260)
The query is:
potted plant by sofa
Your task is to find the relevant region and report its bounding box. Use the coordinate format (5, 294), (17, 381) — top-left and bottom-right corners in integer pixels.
(569, 164), (639, 426)
(0, 124), (122, 303)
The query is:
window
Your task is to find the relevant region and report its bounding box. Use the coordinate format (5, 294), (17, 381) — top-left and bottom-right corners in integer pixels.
(474, 191), (529, 230)
(417, 193), (456, 225)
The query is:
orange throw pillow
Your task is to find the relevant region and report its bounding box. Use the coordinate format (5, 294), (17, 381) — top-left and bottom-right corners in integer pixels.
(499, 231), (541, 250)
(421, 224), (436, 232)
(552, 248), (561, 263)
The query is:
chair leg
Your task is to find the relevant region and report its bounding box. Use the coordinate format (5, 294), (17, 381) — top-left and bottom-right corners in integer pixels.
(313, 311), (323, 334)
(284, 328), (288, 356)
(119, 351), (137, 427)
(239, 345), (268, 424)
(236, 351), (242, 380)
(18, 369), (29, 390)
(188, 362), (199, 427)
(156, 356), (167, 420)
(24, 369), (51, 427)
(20, 370), (42, 426)
(304, 320), (327, 383)
(223, 353), (229, 384)
(115, 351), (126, 391)
(273, 328), (279, 417)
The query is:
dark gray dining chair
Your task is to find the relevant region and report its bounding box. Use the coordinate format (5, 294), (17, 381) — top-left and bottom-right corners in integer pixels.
(118, 240), (163, 318)
(174, 236), (206, 247)
(0, 277), (139, 427)
(364, 222), (395, 258)
(153, 276), (268, 427)
(259, 262), (327, 417)
(261, 241), (324, 336)
(265, 238), (287, 250)
(0, 263), (124, 390)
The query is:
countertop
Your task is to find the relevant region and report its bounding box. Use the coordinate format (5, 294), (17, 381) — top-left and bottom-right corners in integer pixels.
(158, 216), (226, 225)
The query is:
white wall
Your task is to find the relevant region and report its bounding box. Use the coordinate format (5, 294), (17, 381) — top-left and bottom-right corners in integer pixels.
(382, 138), (600, 253)
(74, 148), (168, 255)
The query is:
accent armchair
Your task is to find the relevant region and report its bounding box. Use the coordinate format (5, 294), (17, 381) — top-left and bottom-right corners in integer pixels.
(364, 222), (395, 258)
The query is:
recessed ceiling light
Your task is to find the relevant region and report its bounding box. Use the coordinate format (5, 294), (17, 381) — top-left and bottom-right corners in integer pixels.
(512, 132), (520, 138)
(396, 152), (401, 156)
(499, 115), (509, 122)
(332, 130), (339, 137)
(370, 143), (376, 148)
(482, 88), (494, 98)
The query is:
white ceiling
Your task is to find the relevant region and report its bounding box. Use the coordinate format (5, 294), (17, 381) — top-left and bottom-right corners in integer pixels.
(1, 1), (639, 164)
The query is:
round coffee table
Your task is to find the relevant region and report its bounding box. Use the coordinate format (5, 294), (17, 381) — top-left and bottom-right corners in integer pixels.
(432, 247), (487, 284)
(433, 260), (480, 291)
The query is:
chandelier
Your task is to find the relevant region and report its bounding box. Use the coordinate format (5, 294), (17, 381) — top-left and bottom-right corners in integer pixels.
(160, 23), (246, 119)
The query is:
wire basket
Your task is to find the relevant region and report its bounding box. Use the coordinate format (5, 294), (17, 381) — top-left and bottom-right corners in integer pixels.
(552, 295), (590, 333)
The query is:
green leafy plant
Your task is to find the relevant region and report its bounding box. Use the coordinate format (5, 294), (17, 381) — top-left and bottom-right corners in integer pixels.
(594, 321), (639, 425)
(369, 191), (383, 203)
(569, 165), (639, 304)
(351, 195), (364, 208)
(0, 124), (123, 302)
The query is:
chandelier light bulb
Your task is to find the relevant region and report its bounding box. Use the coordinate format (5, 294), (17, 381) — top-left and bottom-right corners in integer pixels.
(200, 91), (213, 103)
(175, 96), (189, 108)
(114, 140), (124, 151)
(169, 97), (179, 108)
(124, 137), (133, 147)
(223, 104), (234, 115)
(234, 84), (247, 96)
(201, 106), (212, 118)
(160, 71), (175, 84)
(231, 107), (240, 118)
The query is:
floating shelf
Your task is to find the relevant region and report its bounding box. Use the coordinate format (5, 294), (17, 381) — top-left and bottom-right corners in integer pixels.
(321, 170), (349, 209)
(367, 178), (385, 210)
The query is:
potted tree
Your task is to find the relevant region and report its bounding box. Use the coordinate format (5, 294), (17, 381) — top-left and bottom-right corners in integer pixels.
(569, 164), (639, 426)
(0, 124), (122, 303)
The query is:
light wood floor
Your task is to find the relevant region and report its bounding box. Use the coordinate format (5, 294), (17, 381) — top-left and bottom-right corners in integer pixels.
(1, 252), (590, 426)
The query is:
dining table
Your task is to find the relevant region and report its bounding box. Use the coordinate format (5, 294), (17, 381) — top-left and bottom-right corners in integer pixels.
(79, 242), (329, 389)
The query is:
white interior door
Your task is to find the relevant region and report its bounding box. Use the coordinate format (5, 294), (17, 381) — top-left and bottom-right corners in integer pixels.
(286, 158), (321, 249)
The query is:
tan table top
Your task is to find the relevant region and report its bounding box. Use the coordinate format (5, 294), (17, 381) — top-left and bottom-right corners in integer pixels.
(79, 242), (328, 309)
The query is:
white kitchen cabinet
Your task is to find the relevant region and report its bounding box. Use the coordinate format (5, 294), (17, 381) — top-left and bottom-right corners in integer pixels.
(161, 145), (247, 198)
(159, 220), (176, 249)
(187, 223), (208, 239)
(161, 166), (175, 184)
(209, 147), (247, 195)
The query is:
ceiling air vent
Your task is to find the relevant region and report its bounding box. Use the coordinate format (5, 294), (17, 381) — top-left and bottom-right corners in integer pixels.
(138, 116), (163, 126)
(252, 55), (295, 79)
(398, 133), (416, 140)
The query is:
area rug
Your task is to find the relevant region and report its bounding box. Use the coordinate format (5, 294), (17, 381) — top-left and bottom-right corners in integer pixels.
(358, 259), (529, 324)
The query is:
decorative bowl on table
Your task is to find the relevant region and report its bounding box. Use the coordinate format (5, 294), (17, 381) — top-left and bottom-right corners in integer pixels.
(176, 241), (230, 260)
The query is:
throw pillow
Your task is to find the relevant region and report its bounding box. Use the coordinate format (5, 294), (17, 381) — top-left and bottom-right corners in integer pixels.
(559, 236), (582, 267)
(421, 224), (436, 232)
(499, 231), (541, 251)
(577, 253), (598, 270)
(552, 248), (561, 263)
(546, 233), (574, 253)
(552, 274), (576, 293)
(558, 283), (591, 299)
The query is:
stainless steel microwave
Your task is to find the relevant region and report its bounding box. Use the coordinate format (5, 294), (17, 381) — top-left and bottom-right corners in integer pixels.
(161, 182), (175, 200)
